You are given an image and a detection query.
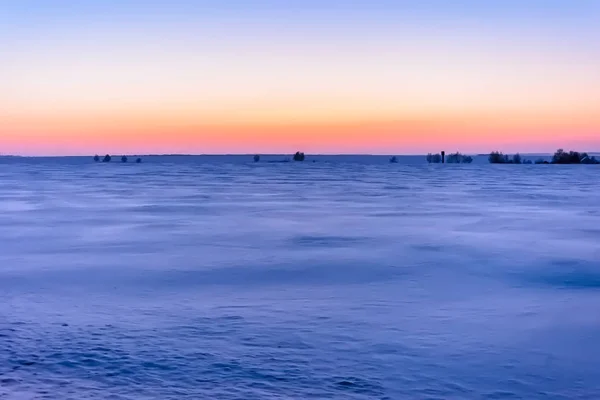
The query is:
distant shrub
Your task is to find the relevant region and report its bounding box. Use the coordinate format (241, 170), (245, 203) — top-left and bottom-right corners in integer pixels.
(389, 156), (398, 163)
(581, 155), (599, 164)
(489, 152), (537, 164)
(552, 149), (579, 164)
(253, 155), (260, 162)
(293, 151), (305, 162)
(446, 153), (459, 163)
(426, 153), (442, 163)
(102, 154), (112, 163)
(121, 156), (128, 163)
(489, 151), (510, 164)
(512, 153), (522, 164)
(552, 149), (599, 164)
(136, 158), (142, 163)
(446, 152), (473, 164)
(93, 155), (100, 162)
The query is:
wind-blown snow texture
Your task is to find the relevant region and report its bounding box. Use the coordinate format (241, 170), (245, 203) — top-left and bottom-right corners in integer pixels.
(1, 156), (599, 399)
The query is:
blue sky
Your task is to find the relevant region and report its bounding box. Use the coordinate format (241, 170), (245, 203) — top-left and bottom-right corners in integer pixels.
(1, 0), (599, 155)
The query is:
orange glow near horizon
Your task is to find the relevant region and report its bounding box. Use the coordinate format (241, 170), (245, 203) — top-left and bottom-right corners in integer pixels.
(3, 108), (599, 155)
(1, 2), (599, 155)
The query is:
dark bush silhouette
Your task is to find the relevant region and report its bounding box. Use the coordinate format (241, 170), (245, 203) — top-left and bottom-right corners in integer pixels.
(581, 155), (599, 164)
(446, 152), (473, 164)
(102, 154), (112, 163)
(136, 158), (142, 163)
(446, 153), (459, 163)
(93, 155), (100, 162)
(489, 152), (535, 164)
(552, 149), (599, 164)
(426, 153), (442, 163)
(121, 156), (128, 163)
(293, 152), (305, 161)
(253, 155), (260, 162)
(389, 156), (398, 163)
(512, 154), (522, 164)
(552, 149), (579, 164)
(489, 151), (510, 164)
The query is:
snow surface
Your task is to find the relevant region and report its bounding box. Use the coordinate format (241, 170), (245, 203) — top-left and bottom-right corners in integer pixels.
(0, 156), (599, 399)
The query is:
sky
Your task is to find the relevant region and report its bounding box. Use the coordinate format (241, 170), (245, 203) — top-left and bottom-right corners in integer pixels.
(1, 0), (599, 155)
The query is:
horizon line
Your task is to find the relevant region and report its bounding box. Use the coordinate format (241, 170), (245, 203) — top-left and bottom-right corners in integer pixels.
(3, 151), (599, 158)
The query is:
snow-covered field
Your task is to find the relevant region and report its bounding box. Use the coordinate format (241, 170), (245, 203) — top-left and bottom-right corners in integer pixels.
(1, 157), (599, 399)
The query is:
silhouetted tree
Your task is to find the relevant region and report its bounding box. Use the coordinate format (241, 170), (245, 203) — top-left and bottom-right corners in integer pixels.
(552, 149), (578, 164)
(446, 152), (474, 164)
(121, 156), (128, 163)
(446, 153), (459, 163)
(102, 154), (112, 163)
(293, 151), (305, 161)
(253, 155), (260, 162)
(523, 159), (533, 164)
(489, 151), (510, 164)
(426, 153), (442, 163)
(136, 158), (142, 163)
(513, 154), (522, 164)
(389, 156), (398, 163)
(93, 154), (100, 162)
(551, 149), (598, 164)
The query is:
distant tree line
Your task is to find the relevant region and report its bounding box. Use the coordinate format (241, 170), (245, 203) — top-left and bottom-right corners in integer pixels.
(94, 154), (142, 163)
(489, 152), (523, 164)
(489, 149), (598, 165)
(551, 149), (599, 164)
(446, 152), (473, 163)
(250, 152), (306, 163)
(426, 152), (473, 163)
(426, 153), (442, 163)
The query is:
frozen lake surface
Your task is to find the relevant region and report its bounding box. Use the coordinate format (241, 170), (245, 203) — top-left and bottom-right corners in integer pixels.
(1, 157), (599, 399)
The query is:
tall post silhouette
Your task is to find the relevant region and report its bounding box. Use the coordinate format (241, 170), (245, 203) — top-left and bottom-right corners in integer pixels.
(441, 151), (445, 164)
